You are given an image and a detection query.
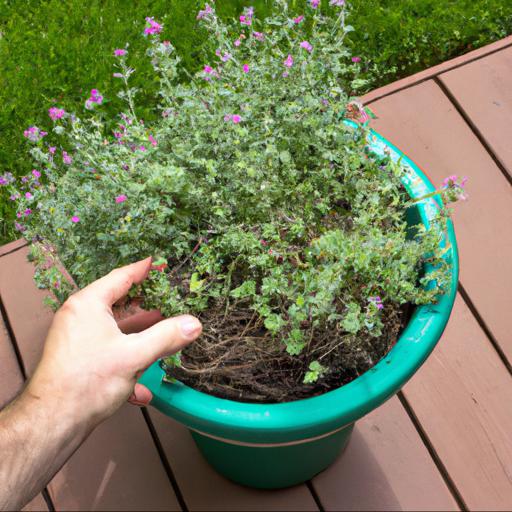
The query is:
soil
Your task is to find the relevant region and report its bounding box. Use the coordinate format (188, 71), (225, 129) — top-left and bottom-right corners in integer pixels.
(159, 301), (413, 404)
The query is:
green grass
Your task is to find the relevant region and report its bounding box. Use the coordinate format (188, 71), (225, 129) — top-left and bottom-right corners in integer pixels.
(1, 0), (511, 243)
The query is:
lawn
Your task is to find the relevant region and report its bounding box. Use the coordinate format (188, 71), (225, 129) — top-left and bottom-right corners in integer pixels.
(1, 0), (511, 243)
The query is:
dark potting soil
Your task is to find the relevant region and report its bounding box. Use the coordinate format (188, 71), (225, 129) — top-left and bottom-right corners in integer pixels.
(160, 302), (414, 404)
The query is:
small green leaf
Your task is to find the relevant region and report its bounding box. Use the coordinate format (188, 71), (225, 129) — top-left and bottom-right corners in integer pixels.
(264, 313), (285, 334)
(189, 272), (205, 293)
(230, 280), (256, 299)
(304, 360), (326, 384)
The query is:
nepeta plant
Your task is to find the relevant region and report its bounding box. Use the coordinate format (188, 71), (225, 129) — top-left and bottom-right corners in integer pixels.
(8, 1), (466, 402)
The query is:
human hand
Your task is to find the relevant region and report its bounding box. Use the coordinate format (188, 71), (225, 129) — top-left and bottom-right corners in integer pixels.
(26, 257), (202, 430)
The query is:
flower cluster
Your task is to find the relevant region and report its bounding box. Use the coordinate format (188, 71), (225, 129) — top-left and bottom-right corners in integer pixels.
(196, 4), (214, 21)
(48, 107), (65, 121)
(441, 175), (468, 201)
(23, 126), (47, 143)
(144, 17), (163, 36)
(85, 89), (104, 110)
(240, 6), (255, 26)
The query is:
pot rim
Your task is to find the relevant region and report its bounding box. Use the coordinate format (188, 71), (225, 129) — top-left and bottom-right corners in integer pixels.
(140, 124), (459, 444)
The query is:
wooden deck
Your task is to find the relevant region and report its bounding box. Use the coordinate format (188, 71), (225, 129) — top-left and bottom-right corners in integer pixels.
(1, 36), (512, 511)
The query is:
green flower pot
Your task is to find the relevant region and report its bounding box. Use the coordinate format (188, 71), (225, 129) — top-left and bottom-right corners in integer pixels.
(139, 126), (458, 489)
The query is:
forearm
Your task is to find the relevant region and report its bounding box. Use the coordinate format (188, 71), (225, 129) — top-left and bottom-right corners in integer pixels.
(0, 387), (91, 511)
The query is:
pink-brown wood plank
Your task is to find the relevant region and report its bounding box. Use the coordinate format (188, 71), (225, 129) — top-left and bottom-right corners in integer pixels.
(403, 295), (512, 511)
(312, 396), (459, 511)
(0, 305), (49, 511)
(148, 409), (318, 511)
(22, 493), (49, 511)
(0, 238), (27, 257)
(0, 312), (24, 409)
(0, 247), (181, 511)
(370, 79), (512, 365)
(0, 248), (53, 375)
(362, 36), (512, 105)
(439, 46), (512, 179)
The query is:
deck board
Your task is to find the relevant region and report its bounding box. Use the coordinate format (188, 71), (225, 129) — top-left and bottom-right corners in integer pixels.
(439, 46), (512, 180)
(0, 248), (53, 375)
(0, 312), (24, 409)
(0, 247), (181, 511)
(402, 295), (512, 511)
(370, 79), (512, 366)
(311, 396), (459, 512)
(362, 35), (512, 105)
(148, 409), (319, 511)
(22, 493), (49, 512)
(0, 311), (48, 510)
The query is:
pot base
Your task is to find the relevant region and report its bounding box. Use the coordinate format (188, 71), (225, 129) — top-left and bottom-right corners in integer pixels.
(190, 423), (355, 489)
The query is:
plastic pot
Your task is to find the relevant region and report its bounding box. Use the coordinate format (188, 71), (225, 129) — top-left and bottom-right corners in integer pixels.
(139, 126), (459, 489)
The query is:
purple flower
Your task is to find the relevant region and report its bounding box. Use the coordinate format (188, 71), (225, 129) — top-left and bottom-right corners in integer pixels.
(14, 222), (26, 233)
(369, 296), (384, 310)
(149, 134), (157, 147)
(85, 89), (104, 109)
(204, 65), (214, 74)
(240, 6), (254, 26)
(144, 17), (163, 36)
(294, 15), (305, 24)
(441, 175), (469, 201)
(252, 31), (264, 41)
(221, 53), (231, 62)
(32, 169), (41, 178)
(284, 54), (294, 68)
(282, 71), (289, 78)
(71, 216), (80, 223)
(114, 48), (127, 56)
(21, 176), (29, 183)
(351, 56), (361, 63)
(224, 114), (242, 124)
(62, 151), (72, 165)
(23, 126), (46, 142)
(243, 64), (250, 73)
(310, 0), (320, 8)
(10, 194), (20, 201)
(0, 177), (7, 186)
(25, 192), (33, 199)
(24, 208), (32, 216)
(300, 41), (313, 52)
(115, 194), (127, 204)
(48, 107), (65, 121)
(49, 146), (56, 154)
(197, 4), (214, 20)
(330, 0), (345, 5)
(234, 39), (241, 47)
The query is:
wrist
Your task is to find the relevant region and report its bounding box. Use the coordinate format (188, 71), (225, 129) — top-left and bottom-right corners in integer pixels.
(24, 371), (97, 442)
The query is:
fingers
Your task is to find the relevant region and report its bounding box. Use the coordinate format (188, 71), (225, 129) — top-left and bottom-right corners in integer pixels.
(130, 315), (202, 370)
(82, 257), (152, 307)
(117, 310), (163, 334)
(128, 383), (153, 406)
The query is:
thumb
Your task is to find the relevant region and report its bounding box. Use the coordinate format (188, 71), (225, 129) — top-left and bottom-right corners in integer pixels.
(129, 314), (202, 370)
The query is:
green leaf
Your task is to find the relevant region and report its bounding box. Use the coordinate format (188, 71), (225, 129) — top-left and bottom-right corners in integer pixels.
(342, 303), (362, 334)
(189, 272), (205, 293)
(303, 360), (326, 384)
(230, 280), (256, 299)
(264, 313), (285, 334)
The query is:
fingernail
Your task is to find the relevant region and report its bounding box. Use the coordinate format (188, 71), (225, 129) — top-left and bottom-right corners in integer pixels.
(180, 316), (201, 338)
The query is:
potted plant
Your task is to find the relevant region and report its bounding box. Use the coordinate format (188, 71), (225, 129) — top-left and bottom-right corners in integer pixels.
(8, 0), (467, 489)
